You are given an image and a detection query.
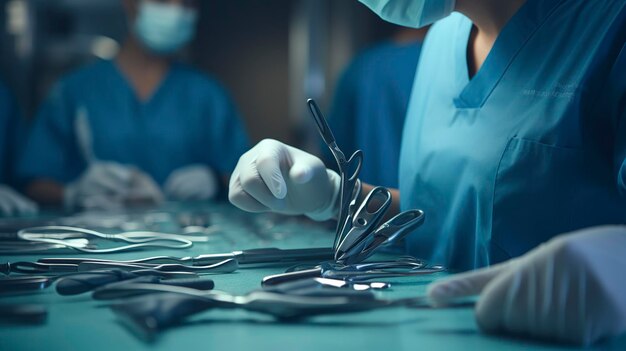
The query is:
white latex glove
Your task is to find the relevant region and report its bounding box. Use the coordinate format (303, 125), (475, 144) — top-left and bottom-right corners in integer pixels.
(64, 161), (164, 210)
(229, 139), (341, 220)
(427, 226), (626, 346)
(164, 164), (218, 201)
(0, 185), (38, 216)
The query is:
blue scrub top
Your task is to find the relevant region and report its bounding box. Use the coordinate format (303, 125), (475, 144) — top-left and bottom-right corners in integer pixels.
(400, 0), (626, 270)
(327, 40), (421, 188)
(0, 82), (21, 185)
(17, 60), (250, 188)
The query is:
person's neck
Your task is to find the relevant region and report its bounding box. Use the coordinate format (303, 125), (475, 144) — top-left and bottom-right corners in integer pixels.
(392, 28), (429, 45)
(455, 0), (526, 40)
(455, 0), (526, 77)
(115, 37), (171, 101)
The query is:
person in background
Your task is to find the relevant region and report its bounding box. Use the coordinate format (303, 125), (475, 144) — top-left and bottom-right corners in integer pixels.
(17, 0), (249, 210)
(0, 82), (38, 216)
(229, 0), (626, 346)
(326, 27), (426, 188)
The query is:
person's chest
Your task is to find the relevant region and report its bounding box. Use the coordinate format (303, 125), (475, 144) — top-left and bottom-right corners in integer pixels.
(403, 2), (623, 189)
(73, 82), (208, 164)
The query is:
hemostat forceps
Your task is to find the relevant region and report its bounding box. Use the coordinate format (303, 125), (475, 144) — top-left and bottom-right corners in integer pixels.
(307, 99), (427, 265)
(308, 99), (363, 250)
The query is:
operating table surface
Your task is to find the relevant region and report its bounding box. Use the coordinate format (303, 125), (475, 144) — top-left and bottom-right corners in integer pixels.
(1, 203), (624, 351)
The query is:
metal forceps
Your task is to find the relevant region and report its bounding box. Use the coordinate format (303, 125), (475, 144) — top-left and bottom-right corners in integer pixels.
(334, 187), (391, 261)
(307, 99), (363, 250)
(14, 226), (193, 253)
(261, 257), (443, 286)
(338, 208), (425, 264)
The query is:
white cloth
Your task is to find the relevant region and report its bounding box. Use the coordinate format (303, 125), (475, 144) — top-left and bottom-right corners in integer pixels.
(0, 185), (38, 216)
(229, 139), (341, 221)
(64, 161), (163, 210)
(428, 226), (626, 346)
(164, 164), (218, 201)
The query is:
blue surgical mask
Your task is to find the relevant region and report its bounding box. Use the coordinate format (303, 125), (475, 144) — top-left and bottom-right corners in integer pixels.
(134, 1), (198, 54)
(358, 0), (456, 28)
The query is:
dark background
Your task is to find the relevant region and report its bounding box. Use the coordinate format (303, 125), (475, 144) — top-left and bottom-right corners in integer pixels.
(0, 0), (398, 147)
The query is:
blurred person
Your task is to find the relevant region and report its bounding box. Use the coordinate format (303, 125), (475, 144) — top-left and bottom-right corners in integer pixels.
(0, 82), (38, 216)
(326, 27), (426, 188)
(17, 0), (249, 210)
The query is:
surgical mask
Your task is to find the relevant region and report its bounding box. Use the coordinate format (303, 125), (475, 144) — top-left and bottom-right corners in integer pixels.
(134, 1), (198, 54)
(358, 0), (456, 28)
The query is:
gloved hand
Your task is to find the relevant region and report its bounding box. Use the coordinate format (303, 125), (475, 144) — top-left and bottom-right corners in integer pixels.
(64, 162), (164, 210)
(229, 139), (341, 220)
(0, 185), (38, 216)
(164, 164), (218, 201)
(427, 226), (626, 346)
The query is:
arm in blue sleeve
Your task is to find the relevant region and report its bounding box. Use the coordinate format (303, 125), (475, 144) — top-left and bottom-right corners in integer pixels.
(0, 84), (14, 184)
(204, 83), (250, 176)
(15, 82), (84, 185)
(612, 45), (626, 194)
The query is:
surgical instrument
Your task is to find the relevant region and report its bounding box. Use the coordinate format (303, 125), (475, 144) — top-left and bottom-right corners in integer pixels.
(334, 187), (392, 261)
(339, 209), (425, 265)
(307, 99), (428, 267)
(109, 282), (472, 326)
(1, 261), (198, 278)
(0, 269), (207, 296)
(76, 258), (239, 275)
(38, 247), (335, 266)
(92, 277), (215, 300)
(308, 99), (363, 250)
(262, 277), (390, 294)
(261, 258), (444, 286)
(9, 226), (193, 254)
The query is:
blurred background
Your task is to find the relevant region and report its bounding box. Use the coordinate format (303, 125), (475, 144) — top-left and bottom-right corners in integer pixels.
(0, 0), (400, 148)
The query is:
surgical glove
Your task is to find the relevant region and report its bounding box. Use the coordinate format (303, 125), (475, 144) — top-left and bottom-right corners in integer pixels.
(0, 185), (38, 216)
(64, 162), (163, 210)
(427, 226), (626, 346)
(164, 164), (218, 201)
(229, 139), (341, 220)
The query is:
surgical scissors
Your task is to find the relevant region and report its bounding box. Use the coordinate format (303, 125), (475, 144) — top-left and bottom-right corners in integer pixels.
(308, 99), (363, 250)
(108, 281), (471, 331)
(307, 99), (428, 267)
(339, 209), (425, 264)
(335, 187), (392, 261)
